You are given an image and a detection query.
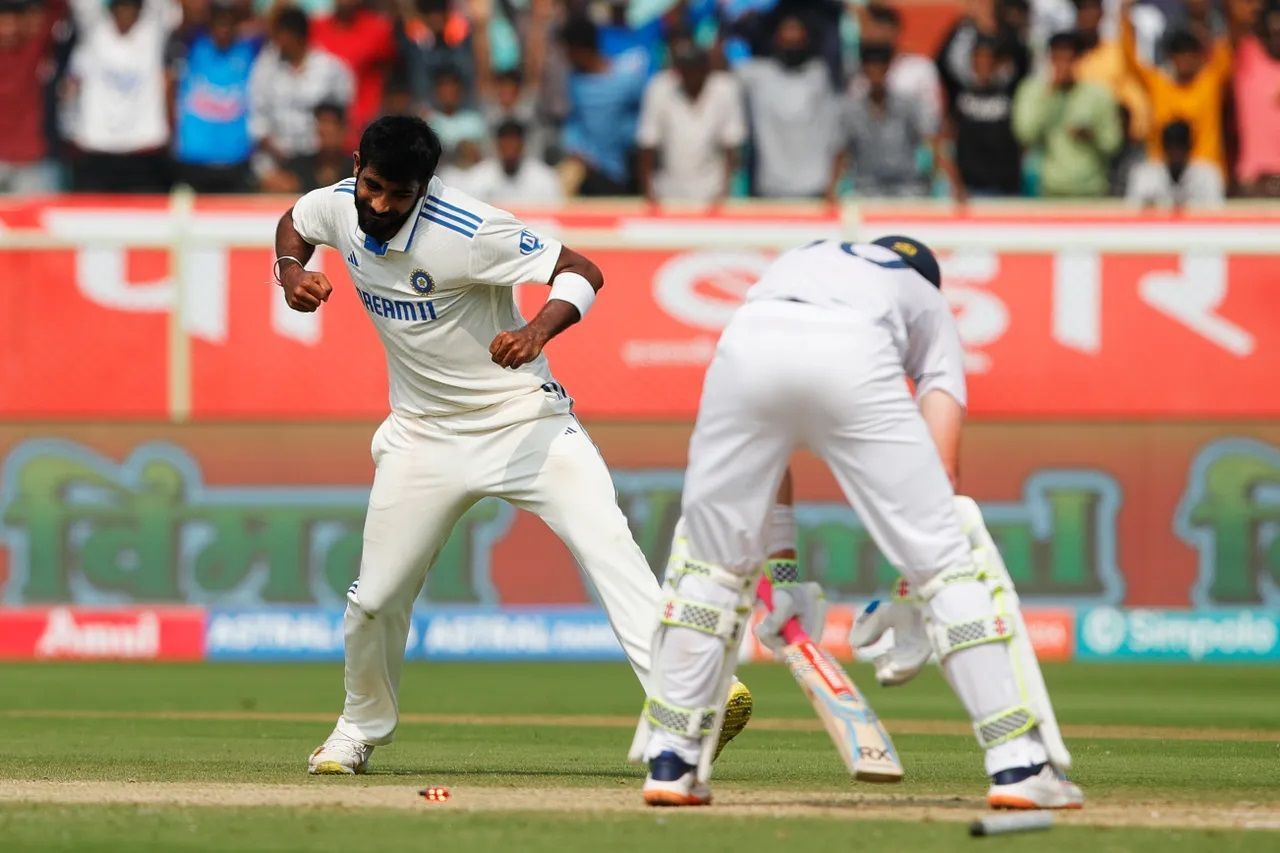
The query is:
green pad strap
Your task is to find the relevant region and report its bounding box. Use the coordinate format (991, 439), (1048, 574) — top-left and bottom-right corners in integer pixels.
(765, 558), (800, 586)
(660, 597), (742, 642)
(974, 704), (1037, 749)
(643, 697), (716, 738)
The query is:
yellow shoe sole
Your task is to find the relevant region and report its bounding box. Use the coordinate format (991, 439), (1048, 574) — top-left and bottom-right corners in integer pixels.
(713, 681), (753, 761)
(309, 760), (366, 775)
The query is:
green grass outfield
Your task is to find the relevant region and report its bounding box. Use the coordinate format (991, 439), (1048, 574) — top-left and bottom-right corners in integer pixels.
(1, 661), (1276, 851)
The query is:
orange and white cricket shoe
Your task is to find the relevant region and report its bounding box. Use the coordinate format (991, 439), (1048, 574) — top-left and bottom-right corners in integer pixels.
(987, 763), (1084, 810)
(643, 752), (711, 807)
(308, 729), (373, 775)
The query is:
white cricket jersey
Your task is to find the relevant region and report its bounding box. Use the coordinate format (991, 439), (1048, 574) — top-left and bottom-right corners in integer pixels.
(290, 175), (569, 430)
(745, 240), (967, 406)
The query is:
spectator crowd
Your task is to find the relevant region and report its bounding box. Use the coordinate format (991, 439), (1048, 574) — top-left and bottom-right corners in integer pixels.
(2, 0), (1279, 208)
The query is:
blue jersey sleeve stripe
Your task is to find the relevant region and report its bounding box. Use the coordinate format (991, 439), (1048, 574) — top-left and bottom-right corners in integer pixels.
(420, 214), (476, 239)
(421, 204), (479, 234)
(333, 187), (355, 195)
(425, 195), (482, 226)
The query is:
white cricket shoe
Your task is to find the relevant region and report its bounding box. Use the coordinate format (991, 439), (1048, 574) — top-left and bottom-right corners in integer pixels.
(642, 751), (711, 807)
(308, 729), (373, 775)
(987, 763), (1084, 810)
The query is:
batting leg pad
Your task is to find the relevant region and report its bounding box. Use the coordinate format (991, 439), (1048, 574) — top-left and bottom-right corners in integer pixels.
(953, 496), (1072, 771)
(628, 519), (755, 780)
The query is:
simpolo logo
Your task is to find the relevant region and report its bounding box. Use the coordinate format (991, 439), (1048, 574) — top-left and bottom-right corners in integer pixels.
(1084, 607), (1280, 660)
(1082, 607), (1127, 656)
(1127, 611), (1279, 661)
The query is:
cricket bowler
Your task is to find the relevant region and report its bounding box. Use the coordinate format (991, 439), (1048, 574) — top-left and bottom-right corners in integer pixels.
(635, 236), (1085, 810)
(272, 115), (750, 775)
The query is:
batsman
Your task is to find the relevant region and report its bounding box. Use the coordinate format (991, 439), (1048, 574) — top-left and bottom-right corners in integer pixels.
(634, 236), (1085, 810)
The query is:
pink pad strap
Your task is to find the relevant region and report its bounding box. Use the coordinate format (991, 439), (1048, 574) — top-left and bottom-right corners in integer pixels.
(756, 576), (808, 646)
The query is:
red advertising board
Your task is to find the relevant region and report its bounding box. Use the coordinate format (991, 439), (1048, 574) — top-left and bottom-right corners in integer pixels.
(2, 198), (1279, 420)
(0, 606), (206, 661)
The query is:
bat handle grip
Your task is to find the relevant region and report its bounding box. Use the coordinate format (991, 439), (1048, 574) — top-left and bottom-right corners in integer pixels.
(756, 575), (809, 646)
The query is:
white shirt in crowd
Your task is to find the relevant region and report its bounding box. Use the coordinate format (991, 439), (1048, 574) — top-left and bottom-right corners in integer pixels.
(1126, 159), (1224, 209)
(290, 176), (570, 429)
(745, 240), (967, 405)
(67, 0), (179, 153)
(635, 70), (747, 203)
(439, 158), (564, 205)
(736, 58), (840, 198)
(249, 46), (354, 157)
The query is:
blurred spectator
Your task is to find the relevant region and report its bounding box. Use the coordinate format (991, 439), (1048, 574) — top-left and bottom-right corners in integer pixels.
(427, 64), (487, 159)
(173, 1), (262, 193)
(1027, 0), (1075, 60)
(483, 69), (549, 162)
(636, 36), (746, 206)
(249, 6), (353, 192)
(400, 0), (476, 110)
(1120, 0), (1232, 175)
(437, 131), (487, 192)
(1126, 119), (1223, 207)
(737, 14), (840, 198)
(66, 0), (180, 192)
(313, 0), (395, 148)
(946, 34), (1024, 196)
(1073, 0), (1151, 145)
(841, 42), (964, 200)
(559, 15), (647, 196)
(857, 2), (944, 131)
(1013, 30), (1122, 196)
(311, 101), (352, 187)
(0, 0), (60, 193)
(382, 72), (415, 116)
(598, 0), (663, 77)
(727, 0), (844, 87)
(1233, 2), (1280, 196)
(938, 0), (1031, 107)
(440, 119), (562, 203)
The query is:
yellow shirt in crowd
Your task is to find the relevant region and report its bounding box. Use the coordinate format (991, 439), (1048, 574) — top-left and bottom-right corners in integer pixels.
(1075, 40), (1152, 142)
(1122, 14), (1232, 172)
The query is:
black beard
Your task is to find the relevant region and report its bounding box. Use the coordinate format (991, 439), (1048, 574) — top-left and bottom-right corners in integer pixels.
(355, 199), (413, 243)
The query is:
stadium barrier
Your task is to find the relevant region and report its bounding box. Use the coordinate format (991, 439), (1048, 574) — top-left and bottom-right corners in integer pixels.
(1, 196), (1277, 660)
(3, 604), (1277, 663)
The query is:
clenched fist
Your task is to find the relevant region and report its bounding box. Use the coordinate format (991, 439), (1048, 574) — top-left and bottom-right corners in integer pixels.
(281, 266), (333, 312)
(489, 326), (548, 369)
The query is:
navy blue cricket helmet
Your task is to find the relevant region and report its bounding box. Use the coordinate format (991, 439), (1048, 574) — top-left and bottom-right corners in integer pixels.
(872, 235), (942, 289)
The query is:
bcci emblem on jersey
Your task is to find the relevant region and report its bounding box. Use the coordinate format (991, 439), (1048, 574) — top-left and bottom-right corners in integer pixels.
(409, 269), (435, 295)
(519, 230), (544, 256)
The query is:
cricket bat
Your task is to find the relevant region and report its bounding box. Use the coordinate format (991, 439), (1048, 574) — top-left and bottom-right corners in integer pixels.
(756, 577), (904, 782)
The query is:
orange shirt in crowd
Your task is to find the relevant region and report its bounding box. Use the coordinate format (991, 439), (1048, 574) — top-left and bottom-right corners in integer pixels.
(1076, 39), (1151, 142)
(1121, 14), (1231, 172)
(1233, 35), (1280, 184)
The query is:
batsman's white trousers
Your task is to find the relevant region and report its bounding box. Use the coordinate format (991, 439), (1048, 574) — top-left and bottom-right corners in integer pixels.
(669, 299), (1046, 774)
(336, 408), (659, 745)
(683, 299), (970, 578)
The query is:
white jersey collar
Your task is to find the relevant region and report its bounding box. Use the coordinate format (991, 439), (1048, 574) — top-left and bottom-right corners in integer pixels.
(353, 177), (442, 256)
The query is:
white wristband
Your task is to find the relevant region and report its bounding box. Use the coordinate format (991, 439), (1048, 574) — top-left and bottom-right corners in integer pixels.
(547, 271), (596, 318)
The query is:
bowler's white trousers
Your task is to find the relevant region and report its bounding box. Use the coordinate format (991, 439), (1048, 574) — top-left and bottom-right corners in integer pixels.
(336, 406), (659, 745)
(656, 299), (1046, 774)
